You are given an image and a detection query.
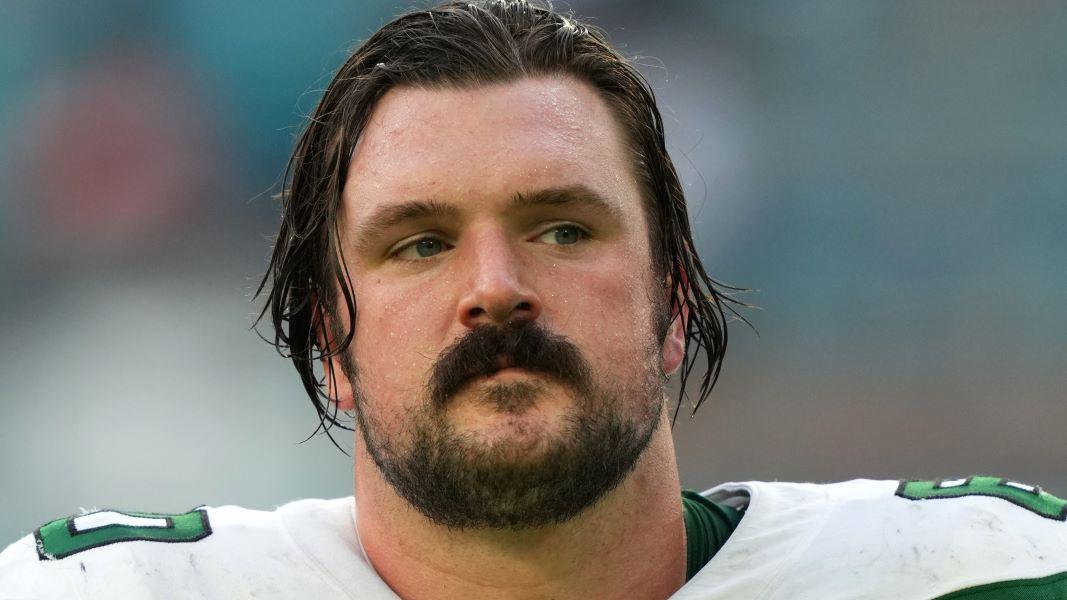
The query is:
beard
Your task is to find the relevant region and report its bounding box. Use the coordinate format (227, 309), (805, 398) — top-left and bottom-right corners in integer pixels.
(339, 316), (668, 530)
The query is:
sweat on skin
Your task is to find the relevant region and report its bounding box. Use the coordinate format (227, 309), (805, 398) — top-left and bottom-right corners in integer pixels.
(316, 74), (691, 600)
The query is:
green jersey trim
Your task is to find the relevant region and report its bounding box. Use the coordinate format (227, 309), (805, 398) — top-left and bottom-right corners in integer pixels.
(897, 476), (1067, 521)
(681, 489), (743, 581)
(932, 569), (1067, 599)
(35, 507), (212, 560)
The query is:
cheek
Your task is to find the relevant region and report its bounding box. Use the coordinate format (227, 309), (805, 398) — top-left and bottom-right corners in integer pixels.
(546, 255), (659, 372)
(350, 280), (449, 411)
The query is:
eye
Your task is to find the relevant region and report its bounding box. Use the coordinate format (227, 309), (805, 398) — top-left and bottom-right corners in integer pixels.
(391, 236), (451, 261)
(536, 224), (589, 246)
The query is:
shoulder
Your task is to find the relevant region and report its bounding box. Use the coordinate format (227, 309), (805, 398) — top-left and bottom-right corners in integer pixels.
(0, 498), (360, 600)
(706, 476), (1066, 522)
(706, 476), (1067, 557)
(687, 477), (1067, 599)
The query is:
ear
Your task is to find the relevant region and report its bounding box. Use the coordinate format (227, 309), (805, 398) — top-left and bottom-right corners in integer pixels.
(661, 268), (689, 376)
(314, 298), (357, 412)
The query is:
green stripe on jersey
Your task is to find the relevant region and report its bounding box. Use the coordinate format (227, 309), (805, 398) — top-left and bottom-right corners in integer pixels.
(897, 476), (1067, 521)
(35, 507), (212, 560)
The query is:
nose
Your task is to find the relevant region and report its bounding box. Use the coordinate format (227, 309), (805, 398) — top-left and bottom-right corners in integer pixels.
(456, 229), (542, 329)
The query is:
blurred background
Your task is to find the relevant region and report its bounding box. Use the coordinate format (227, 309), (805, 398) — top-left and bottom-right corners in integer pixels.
(2, 0), (1065, 545)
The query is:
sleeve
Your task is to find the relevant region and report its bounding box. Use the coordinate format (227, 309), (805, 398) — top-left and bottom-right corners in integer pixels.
(0, 534), (86, 600)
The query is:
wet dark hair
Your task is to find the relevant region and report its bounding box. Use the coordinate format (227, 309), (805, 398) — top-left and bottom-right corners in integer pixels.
(255, 0), (746, 446)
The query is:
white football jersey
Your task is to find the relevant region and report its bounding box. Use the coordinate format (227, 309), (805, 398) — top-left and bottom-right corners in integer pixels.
(678, 478), (1067, 599)
(2, 478), (1065, 599)
(0, 497), (394, 599)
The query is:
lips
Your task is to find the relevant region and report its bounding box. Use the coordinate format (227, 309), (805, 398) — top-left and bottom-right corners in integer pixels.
(485, 366), (529, 380)
(494, 354), (516, 371)
(478, 355), (529, 381)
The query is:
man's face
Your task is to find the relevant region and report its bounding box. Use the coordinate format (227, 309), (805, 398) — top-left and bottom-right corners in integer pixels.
(334, 75), (680, 529)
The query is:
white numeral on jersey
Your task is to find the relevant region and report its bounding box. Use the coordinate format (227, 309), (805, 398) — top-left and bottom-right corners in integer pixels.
(73, 511), (169, 533)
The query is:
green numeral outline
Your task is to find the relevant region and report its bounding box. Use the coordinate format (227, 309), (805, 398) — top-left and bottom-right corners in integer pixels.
(896, 476), (1067, 521)
(35, 507), (212, 560)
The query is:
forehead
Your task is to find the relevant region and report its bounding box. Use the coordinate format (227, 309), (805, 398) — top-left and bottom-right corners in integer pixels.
(342, 74), (642, 222)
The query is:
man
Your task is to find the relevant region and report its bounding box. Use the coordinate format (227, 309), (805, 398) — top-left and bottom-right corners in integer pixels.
(2, 2), (1065, 598)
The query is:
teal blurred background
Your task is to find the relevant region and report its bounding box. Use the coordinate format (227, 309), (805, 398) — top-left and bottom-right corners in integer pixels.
(2, 1), (1065, 545)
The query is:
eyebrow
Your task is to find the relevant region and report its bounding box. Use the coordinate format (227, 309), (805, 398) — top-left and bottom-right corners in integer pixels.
(508, 184), (626, 222)
(351, 183), (624, 252)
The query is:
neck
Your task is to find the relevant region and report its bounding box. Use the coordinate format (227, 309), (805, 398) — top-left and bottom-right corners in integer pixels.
(353, 411), (687, 600)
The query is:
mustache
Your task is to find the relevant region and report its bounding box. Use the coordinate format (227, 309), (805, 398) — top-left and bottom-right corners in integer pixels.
(429, 320), (592, 408)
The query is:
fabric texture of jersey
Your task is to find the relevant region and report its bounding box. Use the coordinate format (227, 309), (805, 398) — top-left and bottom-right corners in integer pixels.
(0, 497), (395, 600)
(674, 479), (1067, 600)
(3, 479), (1066, 599)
